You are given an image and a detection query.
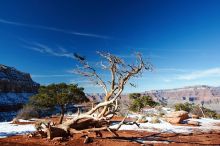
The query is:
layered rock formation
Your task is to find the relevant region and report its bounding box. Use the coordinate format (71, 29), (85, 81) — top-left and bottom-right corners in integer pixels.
(0, 64), (39, 93)
(0, 64), (39, 121)
(118, 85), (220, 114)
(144, 85), (220, 113)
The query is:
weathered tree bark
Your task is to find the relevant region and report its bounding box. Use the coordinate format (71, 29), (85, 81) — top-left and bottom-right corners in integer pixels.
(58, 105), (65, 124)
(35, 52), (152, 140)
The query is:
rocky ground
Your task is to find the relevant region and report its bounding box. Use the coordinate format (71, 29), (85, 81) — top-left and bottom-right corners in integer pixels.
(0, 114), (220, 146)
(1, 130), (220, 146)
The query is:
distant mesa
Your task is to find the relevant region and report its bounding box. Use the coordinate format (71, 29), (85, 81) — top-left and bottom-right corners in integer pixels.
(144, 85), (220, 113)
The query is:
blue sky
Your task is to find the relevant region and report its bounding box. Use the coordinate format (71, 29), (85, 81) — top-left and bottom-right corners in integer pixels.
(0, 0), (220, 93)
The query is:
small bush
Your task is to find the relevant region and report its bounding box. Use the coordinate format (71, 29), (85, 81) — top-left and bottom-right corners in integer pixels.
(129, 93), (141, 100)
(129, 95), (159, 112)
(137, 115), (148, 123)
(174, 102), (219, 119)
(158, 112), (165, 117)
(174, 102), (193, 112)
(144, 112), (156, 117)
(16, 105), (39, 120)
(216, 114), (220, 119)
(202, 108), (217, 118)
(150, 116), (160, 123)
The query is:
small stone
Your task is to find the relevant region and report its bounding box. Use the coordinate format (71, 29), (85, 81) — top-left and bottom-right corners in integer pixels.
(137, 118), (148, 123)
(84, 136), (93, 144)
(12, 118), (19, 124)
(187, 120), (200, 126)
(52, 137), (63, 142)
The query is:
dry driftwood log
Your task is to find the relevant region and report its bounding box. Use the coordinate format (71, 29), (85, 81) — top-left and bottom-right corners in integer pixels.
(35, 52), (152, 141)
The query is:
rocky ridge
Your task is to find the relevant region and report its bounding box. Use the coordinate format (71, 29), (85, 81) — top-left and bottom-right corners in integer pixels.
(0, 64), (39, 93)
(144, 85), (220, 112)
(0, 64), (39, 121)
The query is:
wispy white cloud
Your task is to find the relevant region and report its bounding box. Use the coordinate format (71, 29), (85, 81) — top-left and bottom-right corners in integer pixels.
(176, 68), (220, 80)
(24, 42), (76, 59)
(0, 18), (111, 39)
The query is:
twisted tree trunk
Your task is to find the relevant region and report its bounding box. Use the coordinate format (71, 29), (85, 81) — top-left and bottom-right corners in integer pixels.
(58, 105), (65, 124)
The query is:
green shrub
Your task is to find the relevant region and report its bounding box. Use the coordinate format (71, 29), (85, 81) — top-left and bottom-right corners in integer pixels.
(158, 112), (165, 117)
(216, 114), (220, 119)
(129, 93), (141, 100)
(137, 115), (148, 123)
(174, 102), (193, 112)
(174, 102), (219, 119)
(27, 83), (89, 124)
(144, 112), (156, 117)
(129, 95), (159, 112)
(202, 108), (217, 118)
(151, 116), (160, 123)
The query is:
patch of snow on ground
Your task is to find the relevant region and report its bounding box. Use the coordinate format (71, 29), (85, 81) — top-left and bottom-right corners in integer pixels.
(136, 139), (170, 144)
(110, 119), (195, 133)
(18, 119), (31, 122)
(111, 112), (220, 134)
(189, 118), (220, 124)
(17, 119), (38, 122)
(0, 122), (36, 138)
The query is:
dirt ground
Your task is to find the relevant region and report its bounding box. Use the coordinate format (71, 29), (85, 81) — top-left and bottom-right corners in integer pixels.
(1, 130), (220, 146)
(1, 116), (220, 146)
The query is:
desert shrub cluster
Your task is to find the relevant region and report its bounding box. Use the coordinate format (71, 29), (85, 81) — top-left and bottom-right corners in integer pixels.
(174, 102), (220, 119)
(129, 93), (159, 112)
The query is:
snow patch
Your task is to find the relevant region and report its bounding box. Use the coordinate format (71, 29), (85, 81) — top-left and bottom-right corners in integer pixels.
(0, 122), (36, 138)
(111, 112), (220, 134)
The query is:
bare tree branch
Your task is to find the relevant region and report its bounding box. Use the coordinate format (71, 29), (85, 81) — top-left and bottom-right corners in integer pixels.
(35, 51), (152, 140)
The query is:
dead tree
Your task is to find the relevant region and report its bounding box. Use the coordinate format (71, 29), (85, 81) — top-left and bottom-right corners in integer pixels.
(35, 51), (152, 140)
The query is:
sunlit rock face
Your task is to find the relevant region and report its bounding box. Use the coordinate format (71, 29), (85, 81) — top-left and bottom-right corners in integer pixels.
(0, 64), (39, 121)
(117, 85), (220, 116)
(144, 85), (220, 113)
(0, 64), (39, 93)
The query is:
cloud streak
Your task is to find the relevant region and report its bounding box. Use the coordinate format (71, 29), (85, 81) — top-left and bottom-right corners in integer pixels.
(24, 42), (76, 59)
(0, 18), (111, 39)
(176, 68), (220, 80)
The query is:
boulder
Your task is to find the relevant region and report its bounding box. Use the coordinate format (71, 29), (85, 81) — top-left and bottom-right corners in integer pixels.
(164, 111), (189, 124)
(164, 117), (182, 124)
